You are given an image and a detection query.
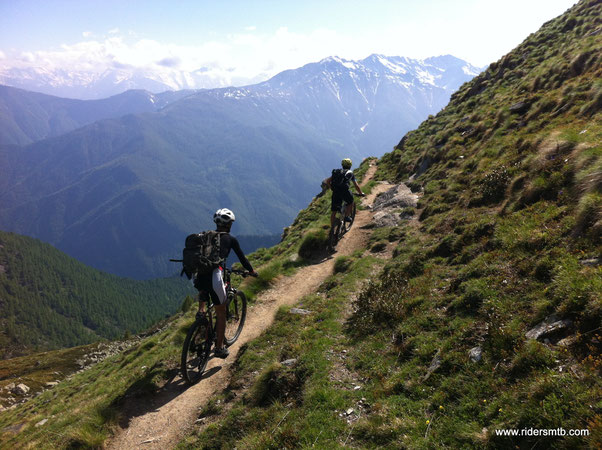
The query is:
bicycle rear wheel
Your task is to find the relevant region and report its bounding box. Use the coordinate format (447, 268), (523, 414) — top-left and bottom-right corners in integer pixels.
(329, 218), (342, 250)
(342, 202), (357, 233)
(181, 319), (211, 384)
(224, 290), (247, 346)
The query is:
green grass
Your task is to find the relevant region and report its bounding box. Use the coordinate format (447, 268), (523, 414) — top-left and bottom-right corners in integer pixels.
(0, 313), (192, 448)
(178, 253), (385, 449)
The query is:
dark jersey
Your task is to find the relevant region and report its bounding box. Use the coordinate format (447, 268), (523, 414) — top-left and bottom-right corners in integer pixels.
(219, 233), (253, 271)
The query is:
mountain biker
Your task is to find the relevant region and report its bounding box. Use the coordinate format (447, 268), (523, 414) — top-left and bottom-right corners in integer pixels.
(325, 158), (365, 228)
(194, 208), (257, 358)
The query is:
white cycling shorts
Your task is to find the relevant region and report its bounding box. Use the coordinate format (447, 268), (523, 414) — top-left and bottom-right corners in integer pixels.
(212, 267), (227, 305)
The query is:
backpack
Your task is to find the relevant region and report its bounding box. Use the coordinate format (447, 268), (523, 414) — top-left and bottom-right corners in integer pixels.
(331, 168), (349, 191)
(181, 231), (224, 279)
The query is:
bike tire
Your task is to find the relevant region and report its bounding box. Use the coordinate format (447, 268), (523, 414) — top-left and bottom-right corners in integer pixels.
(181, 319), (211, 384)
(224, 290), (247, 346)
(329, 218), (342, 250)
(343, 202), (357, 233)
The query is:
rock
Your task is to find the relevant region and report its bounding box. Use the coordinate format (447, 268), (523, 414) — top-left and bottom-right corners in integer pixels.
(45, 382), (59, 388)
(413, 156), (433, 177)
(579, 258), (600, 267)
(469, 347), (483, 363)
(557, 336), (578, 347)
(35, 419), (48, 427)
(525, 315), (573, 341)
(372, 185), (418, 212)
(346, 408), (355, 416)
(422, 350), (442, 382)
(12, 384), (30, 395)
(281, 359), (297, 366)
(5, 383), (15, 392)
(509, 101), (530, 114)
(290, 308), (312, 315)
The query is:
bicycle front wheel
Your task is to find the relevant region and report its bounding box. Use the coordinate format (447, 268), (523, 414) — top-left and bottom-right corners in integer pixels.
(181, 319), (211, 384)
(224, 290), (247, 346)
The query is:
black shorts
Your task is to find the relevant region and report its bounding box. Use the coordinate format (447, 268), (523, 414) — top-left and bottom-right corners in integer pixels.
(331, 189), (353, 212)
(193, 272), (220, 305)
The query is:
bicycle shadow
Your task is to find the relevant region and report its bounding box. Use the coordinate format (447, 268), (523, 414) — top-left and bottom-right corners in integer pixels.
(104, 359), (224, 430)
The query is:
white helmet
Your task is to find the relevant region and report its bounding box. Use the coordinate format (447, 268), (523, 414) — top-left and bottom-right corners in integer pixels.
(214, 208), (235, 226)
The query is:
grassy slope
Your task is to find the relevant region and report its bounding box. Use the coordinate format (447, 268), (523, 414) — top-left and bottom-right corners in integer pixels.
(177, 1), (602, 448)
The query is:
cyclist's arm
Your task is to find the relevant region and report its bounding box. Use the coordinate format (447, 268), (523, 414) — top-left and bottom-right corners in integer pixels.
(230, 237), (255, 273)
(352, 179), (364, 196)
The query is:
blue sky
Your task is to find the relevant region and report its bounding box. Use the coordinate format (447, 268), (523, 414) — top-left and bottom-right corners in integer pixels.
(0, 0), (578, 87)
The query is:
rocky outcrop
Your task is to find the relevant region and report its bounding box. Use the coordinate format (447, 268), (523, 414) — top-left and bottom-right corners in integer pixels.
(371, 184), (419, 228)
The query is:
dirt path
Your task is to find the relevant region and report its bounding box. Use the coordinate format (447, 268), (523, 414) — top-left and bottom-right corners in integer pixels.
(105, 165), (393, 450)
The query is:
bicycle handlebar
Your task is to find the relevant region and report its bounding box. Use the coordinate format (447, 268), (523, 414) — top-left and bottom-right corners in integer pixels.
(169, 260), (257, 277)
(227, 268), (258, 278)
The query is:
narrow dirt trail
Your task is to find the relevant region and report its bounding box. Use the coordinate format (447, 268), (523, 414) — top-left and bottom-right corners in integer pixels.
(105, 165), (393, 450)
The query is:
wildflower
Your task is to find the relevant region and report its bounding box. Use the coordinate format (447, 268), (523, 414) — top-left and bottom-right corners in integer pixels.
(439, 405), (444, 410)
(499, 408), (502, 412)
(483, 399), (487, 403)
(426, 420), (430, 425)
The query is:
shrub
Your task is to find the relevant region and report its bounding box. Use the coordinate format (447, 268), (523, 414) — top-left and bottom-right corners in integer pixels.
(248, 362), (309, 406)
(478, 166), (510, 203)
(510, 340), (556, 378)
(347, 273), (409, 334)
(297, 229), (328, 260)
(333, 255), (352, 273)
(574, 191), (601, 238)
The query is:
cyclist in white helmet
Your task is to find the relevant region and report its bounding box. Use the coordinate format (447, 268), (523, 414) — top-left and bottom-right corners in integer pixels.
(195, 208), (257, 358)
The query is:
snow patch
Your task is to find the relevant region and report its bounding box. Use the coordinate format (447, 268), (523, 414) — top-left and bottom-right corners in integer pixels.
(377, 56), (407, 75)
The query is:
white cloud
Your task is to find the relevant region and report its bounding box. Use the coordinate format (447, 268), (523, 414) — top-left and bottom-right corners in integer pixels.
(108, 28), (120, 35)
(0, 23), (485, 90)
(1, 29), (358, 88)
(245, 26), (256, 31)
(82, 31), (93, 38)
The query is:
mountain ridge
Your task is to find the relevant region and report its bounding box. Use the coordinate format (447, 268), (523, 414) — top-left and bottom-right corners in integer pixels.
(0, 54), (480, 279)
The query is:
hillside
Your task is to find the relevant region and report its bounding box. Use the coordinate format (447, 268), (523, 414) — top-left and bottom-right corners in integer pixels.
(0, 54), (479, 279)
(0, 231), (194, 358)
(0, 85), (195, 146)
(0, 1), (599, 448)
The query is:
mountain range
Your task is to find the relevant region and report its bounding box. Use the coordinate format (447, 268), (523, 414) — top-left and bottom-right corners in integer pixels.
(0, 54), (481, 279)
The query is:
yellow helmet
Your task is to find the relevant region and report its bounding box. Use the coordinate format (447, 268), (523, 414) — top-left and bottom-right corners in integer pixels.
(341, 158), (352, 169)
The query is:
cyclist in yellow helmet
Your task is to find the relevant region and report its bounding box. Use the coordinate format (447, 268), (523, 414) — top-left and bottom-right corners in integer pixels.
(325, 158), (364, 227)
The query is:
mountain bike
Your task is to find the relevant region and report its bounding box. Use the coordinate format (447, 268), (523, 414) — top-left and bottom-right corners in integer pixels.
(180, 268), (252, 384)
(328, 193), (364, 251)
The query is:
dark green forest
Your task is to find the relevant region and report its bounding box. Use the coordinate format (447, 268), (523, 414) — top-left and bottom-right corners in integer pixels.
(0, 231), (194, 358)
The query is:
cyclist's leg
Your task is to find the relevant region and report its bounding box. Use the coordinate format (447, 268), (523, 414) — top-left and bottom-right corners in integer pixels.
(194, 274), (210, 316)
(331, 191), (342, 227)
(343, 189), (354, 218)
(211, 267), (228, 353)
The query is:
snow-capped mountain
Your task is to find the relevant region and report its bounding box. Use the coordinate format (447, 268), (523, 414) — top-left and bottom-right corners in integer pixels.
(0, 54), (481, 101)
(244, 54), (482, 155)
